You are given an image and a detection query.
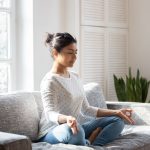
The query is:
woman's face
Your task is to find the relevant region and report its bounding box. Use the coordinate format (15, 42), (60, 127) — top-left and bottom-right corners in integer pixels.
(54, 43), (77, 67)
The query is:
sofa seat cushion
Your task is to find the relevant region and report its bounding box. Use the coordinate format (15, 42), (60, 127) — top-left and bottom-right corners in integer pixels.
(95, 125), (150, 150)
(32, 126), (150, 150)
(32, 142), (96, 150)
(0, 92), (40, 141)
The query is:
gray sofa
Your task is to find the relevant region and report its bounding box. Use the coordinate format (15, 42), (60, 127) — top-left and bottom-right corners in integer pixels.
(0, 83), (150, 150)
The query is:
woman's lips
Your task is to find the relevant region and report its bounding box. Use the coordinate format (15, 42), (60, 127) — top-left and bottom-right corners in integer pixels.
(69, 61), (75, 64)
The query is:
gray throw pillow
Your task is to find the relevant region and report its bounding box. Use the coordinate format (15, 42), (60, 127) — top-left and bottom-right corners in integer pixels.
(84, 82), (107, 109)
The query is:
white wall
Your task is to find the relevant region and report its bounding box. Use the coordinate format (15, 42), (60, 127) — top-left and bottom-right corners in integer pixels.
(16, 0), (34, 91)
(15, 0), (150, 101)
(16, 0), (78, 91)
(129, 0), (150, 101)
(64, 0), (80, 74)
(33, 0), (66, 90)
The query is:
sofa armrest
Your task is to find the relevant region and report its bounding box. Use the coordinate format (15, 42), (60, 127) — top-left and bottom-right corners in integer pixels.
(106, 101), (150, 125)
(0, 132), (32, 150)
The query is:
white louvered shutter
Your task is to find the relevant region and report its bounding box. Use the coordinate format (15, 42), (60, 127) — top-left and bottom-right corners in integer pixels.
(106, 29), (128, 101)
(81, 26), (106, 92)
(107, 0), (128, 28)
(81, 0), (106, 26)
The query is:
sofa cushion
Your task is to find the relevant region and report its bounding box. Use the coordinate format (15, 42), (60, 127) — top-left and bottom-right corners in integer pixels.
(0, 92), (40, 141)
(84, 82), (107, 109)
(107, 101), (150, 125)
(32, 126), (150, 150)
(98, 125), (150, 150)
(32, 83), (107, 119)
(32, 142), (96, 150)
(32, 91), (44, 118)
(0, 132), (32, 150)
(77, 83), (107, 124)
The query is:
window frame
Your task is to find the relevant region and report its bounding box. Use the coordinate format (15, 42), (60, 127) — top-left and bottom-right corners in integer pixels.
(0, 0), (16, 92)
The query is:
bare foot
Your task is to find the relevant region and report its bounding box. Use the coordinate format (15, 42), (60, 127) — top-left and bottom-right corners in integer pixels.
(88, 127), (102, 144)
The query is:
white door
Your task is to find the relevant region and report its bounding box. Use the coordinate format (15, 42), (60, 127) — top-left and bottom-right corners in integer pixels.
(81, 26), (106, 92)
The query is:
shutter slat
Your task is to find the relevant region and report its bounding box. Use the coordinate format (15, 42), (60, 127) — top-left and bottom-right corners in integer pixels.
(81, 26), (105, 91)
(79, 0), (128, 101)
(81, 0), (106, 26)
(106, 29), (128, 101)
(108, 0), (128, 28)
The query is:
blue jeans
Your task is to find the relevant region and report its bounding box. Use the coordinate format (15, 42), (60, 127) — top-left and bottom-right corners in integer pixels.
(37, 116), (124, 146)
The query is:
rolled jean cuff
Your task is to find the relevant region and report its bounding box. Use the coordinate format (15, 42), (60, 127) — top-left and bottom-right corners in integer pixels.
(85, 139), (91, 146)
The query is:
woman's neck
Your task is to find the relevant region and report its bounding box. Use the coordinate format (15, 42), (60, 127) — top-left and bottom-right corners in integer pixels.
(51, 62), (69, 76)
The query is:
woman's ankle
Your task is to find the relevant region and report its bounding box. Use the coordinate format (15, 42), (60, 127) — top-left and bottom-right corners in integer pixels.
(88, 127), (102, 144)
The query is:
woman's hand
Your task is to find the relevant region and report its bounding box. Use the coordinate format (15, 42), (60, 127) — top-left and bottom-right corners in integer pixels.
(116, 108), (135, 124)
(66, 116), (78, 134)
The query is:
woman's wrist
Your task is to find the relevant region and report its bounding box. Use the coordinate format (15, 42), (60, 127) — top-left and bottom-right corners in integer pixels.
(58, 114), (68, 124)
(97, 108), (119, 117)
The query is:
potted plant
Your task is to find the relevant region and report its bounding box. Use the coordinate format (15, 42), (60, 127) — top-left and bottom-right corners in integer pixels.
(114, 68), (150, 103)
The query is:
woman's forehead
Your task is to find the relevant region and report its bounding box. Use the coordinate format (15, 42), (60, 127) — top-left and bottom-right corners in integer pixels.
(66, 48), (78, 51)
(64, 43), (77, 51)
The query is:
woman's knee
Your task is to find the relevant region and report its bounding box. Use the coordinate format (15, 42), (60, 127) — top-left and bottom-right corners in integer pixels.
(51, 124), (72, 144)
(92, 117), (124, 146)
(112, 116), (125, 131)
(115, 116), (124, 124)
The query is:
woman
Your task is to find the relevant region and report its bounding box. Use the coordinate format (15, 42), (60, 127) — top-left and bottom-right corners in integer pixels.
(36, 32), (134, 146)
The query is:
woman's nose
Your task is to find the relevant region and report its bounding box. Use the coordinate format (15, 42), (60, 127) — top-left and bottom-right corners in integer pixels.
(72, 53), (77, 59)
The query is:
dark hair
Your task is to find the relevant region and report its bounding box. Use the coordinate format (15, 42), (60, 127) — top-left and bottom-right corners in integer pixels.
(45, 32), (77, 53)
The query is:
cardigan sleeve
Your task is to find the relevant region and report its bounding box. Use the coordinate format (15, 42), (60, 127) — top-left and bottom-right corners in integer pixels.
(81, 91), (99, 118)
(76, 76), (99, 118)
(40, 78), (61, 124)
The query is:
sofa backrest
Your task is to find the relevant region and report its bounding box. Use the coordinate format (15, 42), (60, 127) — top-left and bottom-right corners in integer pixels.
(0, 82), (106, 141)
(31, 83), (107, 119)
(0, 92), (40, 141)
(31, 91), (44, 118)
(31, 83), (107, 124)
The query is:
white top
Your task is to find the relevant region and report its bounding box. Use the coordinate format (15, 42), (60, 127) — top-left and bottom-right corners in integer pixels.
(37, 71), (98, 140)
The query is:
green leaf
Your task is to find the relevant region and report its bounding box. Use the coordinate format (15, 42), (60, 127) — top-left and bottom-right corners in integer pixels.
(113, 67), (150, 103)
(113, 75), (126, 101)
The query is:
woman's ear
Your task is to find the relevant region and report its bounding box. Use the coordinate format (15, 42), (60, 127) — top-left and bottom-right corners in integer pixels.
(51, 49), (58, 59)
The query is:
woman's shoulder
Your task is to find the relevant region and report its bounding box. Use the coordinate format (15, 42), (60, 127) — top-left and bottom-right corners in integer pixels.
(40, 72), (58, 88)
(42, 72), (57, 81)
(69, 70), (79, 78)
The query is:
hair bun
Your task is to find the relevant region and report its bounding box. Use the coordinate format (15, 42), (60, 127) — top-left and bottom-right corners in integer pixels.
(45, 33), (54, 44)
